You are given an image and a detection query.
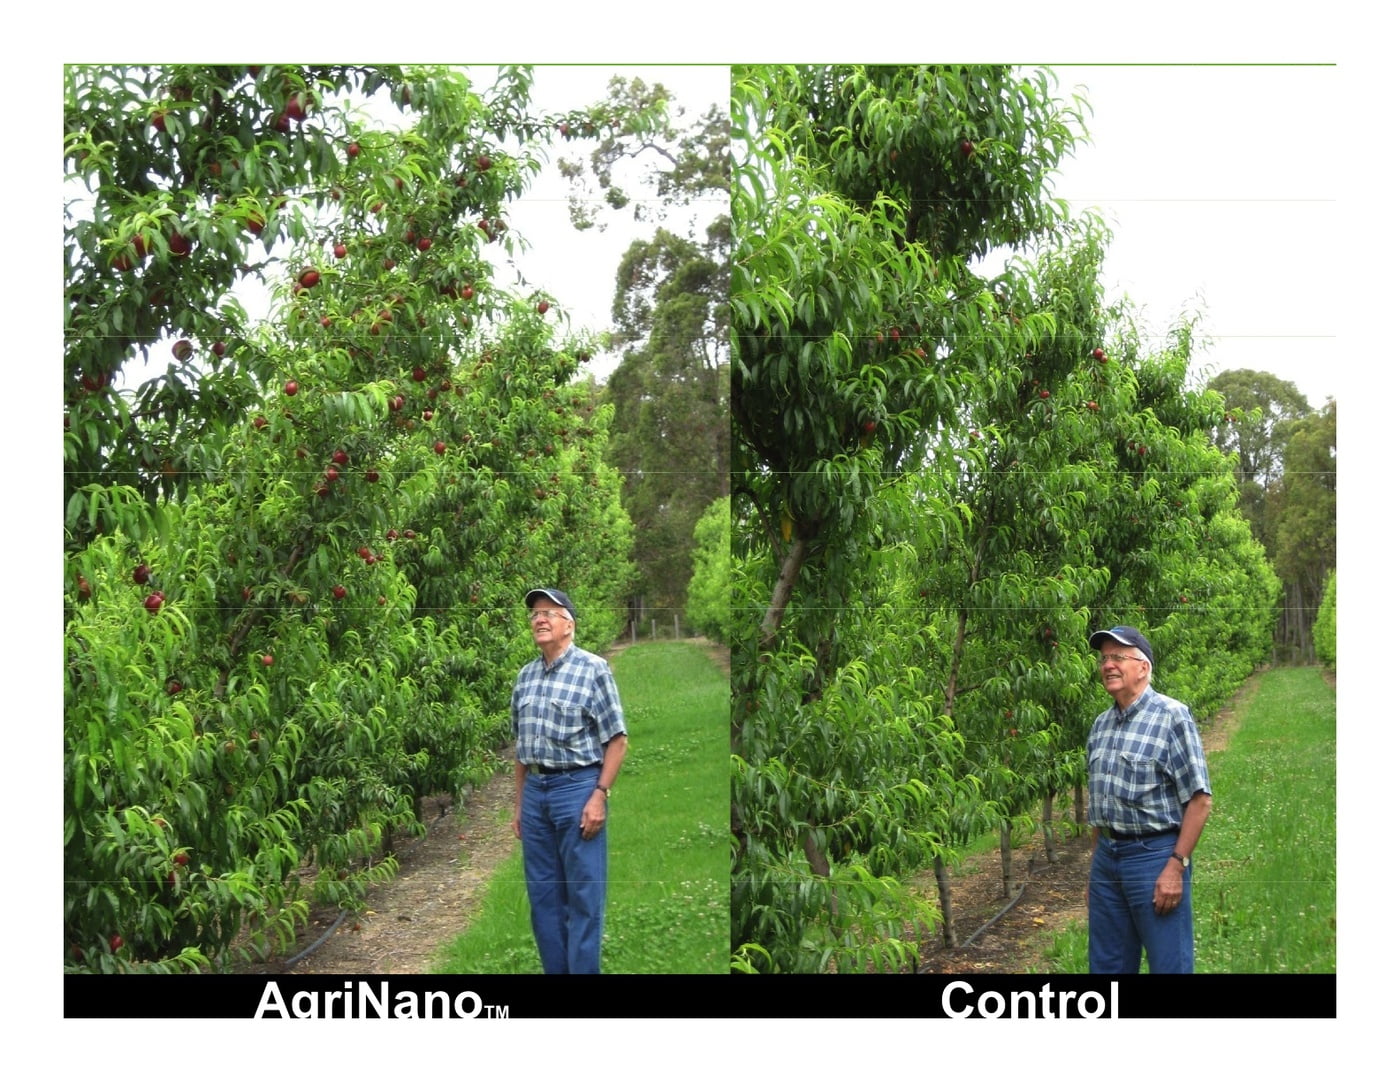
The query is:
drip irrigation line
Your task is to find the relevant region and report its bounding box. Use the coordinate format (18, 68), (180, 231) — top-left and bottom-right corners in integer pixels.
(277, 796), (459, 972)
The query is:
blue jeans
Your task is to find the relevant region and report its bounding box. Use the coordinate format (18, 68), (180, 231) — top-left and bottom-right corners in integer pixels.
(1088, 832), (1194, 973)
(520, 765), (607, 974)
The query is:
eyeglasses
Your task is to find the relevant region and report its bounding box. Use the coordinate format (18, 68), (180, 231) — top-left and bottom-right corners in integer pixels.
(529, 609), (572, 623)
(1100, 653), (1147, 666)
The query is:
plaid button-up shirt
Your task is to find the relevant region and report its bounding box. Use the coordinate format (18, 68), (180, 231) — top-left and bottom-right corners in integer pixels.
(1087, 684), (1211, 836)
(511, 643), (627, 769)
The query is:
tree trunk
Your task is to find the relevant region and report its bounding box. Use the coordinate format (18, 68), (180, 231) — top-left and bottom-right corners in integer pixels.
(759, 535), (808, 653)
(801, 830), (837, 914)
(934, 854), (958, 948)
(999, 822), (1013, 899)
(1074, 782), (1085, 826)
(1041, 791), (1058, 864)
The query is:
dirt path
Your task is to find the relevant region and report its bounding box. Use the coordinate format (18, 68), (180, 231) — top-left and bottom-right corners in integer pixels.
(243, 638), (728, 975)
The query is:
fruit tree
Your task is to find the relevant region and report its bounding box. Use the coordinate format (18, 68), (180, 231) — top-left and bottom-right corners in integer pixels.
(64, 64), (640, 972)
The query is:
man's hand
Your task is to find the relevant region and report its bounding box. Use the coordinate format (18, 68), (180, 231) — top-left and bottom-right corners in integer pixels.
(580, 789), (607, 840)
(1153, 859), (1184, 915)
(511, 806), (522, 840)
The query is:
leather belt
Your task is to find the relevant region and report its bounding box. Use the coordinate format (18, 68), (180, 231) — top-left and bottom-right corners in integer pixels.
(1103, 826), (1179, 841)
(528, 762), (601, 775)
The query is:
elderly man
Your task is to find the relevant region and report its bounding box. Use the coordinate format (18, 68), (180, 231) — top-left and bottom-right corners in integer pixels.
(511, 587), (628, 974)
(1085, 625), (1212, 973)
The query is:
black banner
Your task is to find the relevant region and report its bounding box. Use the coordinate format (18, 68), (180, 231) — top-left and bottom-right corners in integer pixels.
(64, 973), (1336, 1020)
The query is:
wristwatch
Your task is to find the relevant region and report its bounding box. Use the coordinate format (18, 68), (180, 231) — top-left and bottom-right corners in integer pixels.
(1171, 851), (1189, 868)
(596, 786), (610, 800)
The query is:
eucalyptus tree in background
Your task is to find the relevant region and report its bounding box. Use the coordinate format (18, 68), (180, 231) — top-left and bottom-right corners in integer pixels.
(558, 75), (731, 630)
(1205, 368), (1313, 547)
(1271, 399), (1336, 660)
(1206, 370), (1334, 659)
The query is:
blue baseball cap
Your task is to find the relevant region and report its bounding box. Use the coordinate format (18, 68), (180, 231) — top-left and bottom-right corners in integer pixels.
(525, 588), (576, 622)
(1088, 625), (1153, 666)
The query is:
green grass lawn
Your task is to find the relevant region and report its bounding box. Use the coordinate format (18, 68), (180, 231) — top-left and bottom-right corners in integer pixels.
(1046, 665), (1336, 973)
(432, 641), (729, 974)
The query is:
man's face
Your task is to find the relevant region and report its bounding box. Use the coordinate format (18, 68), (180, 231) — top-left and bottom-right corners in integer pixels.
(530, 604), (573, 649)
(1099, 644), (1150, 702)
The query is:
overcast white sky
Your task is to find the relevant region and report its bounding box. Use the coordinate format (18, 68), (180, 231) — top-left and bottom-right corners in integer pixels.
(1043, 64), (1337, 410)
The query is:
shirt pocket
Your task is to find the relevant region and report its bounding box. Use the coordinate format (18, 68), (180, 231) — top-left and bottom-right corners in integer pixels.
(1113, 752), (1161, 808)
(549, 698), (589, 751)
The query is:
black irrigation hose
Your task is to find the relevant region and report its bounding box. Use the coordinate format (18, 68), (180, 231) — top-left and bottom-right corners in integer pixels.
(961, 882), (1028, 948)
(277, 798), (458, 972)
(918, 850), (1058, 973)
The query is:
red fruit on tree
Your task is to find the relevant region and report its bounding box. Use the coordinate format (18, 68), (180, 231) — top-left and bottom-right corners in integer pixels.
(364, 469), (380, 483)
(1039, 389), (1050, 399)
(332, 449), (349, 466)
(334, 243), (348, 259)
(172, 339), (193, 362)
(324, 467), (339, 483)
(960, 138), (975, 158)
(213, 340), (227, 358)
(143, 592), (164, 614)
(284, 380), (299, 396)
(110, 934), (124, 951)
(1092, 347), (1107, 362)
(347, 141), (360, 158)
(133, 564), (152, 585)
(422, 409), (433, 421)
(434, 441), (447, 455)
(475, 154), (492, 172)
(253, 415), (267, 430)
(412, 366), (428, 382)
(173, 852), (189, 866)
(332, 585), (347, 600)
(417, 237), (432, 251)
(536, 300), (550, 315)
(261, 654), (274, 667)
(298, 268), (320, 289)
(389, 395), (404, 412)
(168, 231), (192, 257)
